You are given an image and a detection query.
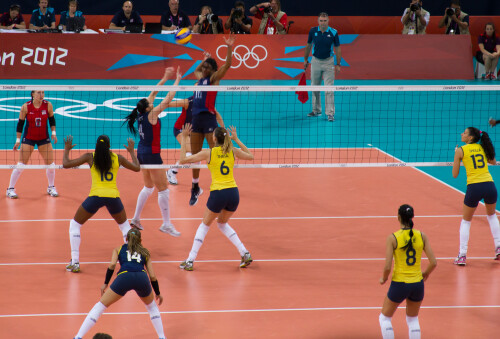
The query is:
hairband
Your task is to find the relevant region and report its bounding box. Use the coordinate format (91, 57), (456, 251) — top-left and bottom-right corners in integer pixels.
(99, 139), (105, 143)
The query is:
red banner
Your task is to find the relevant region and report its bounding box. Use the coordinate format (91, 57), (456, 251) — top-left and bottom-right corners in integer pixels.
(0, 34), (473, 80)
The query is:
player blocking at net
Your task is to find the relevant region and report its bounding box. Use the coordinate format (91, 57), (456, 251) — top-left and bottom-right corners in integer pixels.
(178, 123), (253, 271)
(124, 67), (182, 236)
(7, 90), (58, 199)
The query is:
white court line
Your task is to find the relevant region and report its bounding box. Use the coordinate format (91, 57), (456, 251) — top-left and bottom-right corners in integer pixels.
(0, 257), (494, 266)
(1, 305), (499, 318)
(0, 214), (492, 224)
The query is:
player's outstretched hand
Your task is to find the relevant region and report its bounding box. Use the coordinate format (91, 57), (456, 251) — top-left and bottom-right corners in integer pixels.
(64, 135), (76, 151)
(182, 123), (193, 138)
(228, 125), (238, 140)
(176, 66), (182, 81)
(156, 294), (164, 306)
(124, 138), (135, 153)
(163, 67), (175, 79)
(224, 34), (236, 47)
(489, 117), (497, 127)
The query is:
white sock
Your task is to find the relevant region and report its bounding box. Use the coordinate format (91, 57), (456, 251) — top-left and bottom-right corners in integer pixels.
(133, 186), (154, 221)
(187, 223), (210, 262)
(75, 302), (107, 339)
(158, 189), (171, 225)
(406, 315), (421, 339)
(459, 219), (471, 256)
(46, 162), (55, 187)
(146, 301), (165, 339)
(192, 178), (199, 184)
(379, 313), (394, 339)
(9, 163), (24, 188)
(69, 219), (82, 265)
(218, 222), (247, 256)
(486, 214), (500, 248)
(118, 220), (131, 243)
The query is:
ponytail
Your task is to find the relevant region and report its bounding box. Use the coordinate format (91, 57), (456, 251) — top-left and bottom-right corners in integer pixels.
(468, 127), (496, 161)
(214, 127), (232, 154)
(123, 98), (149, 136)
(93, 135), (112, 174)
(399, 204), (415, 252)
(126, 228), (150, 261)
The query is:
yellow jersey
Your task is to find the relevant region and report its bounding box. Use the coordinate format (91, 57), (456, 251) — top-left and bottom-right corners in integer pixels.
(391, 228), (424, 283)
(89, 152), (120, 198)
(207, 146), (237, 191)
(461, 143), (493, 185)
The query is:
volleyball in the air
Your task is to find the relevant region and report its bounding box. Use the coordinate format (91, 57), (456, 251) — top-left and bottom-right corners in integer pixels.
(175, 28), (192, 45)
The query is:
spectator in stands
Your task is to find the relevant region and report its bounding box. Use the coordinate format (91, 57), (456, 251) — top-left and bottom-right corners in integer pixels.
(59, 0), (86, 31)
(249, 0), (287, 35)
(303, 12), (341, 122)
(161, 0), (191, 31)
(438, 0), (469, 35)
(193, 5), (223, 34)
(225, 1), (252, 34)
(29, 0), (55, 30)
(477, 23), (500, 80)
(109, 1), (143, 31)
(401, 0), (429, 35)
(0, 4), (26, 29)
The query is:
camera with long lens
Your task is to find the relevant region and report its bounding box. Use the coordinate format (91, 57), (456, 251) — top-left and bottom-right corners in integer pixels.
(410, 3), (420, 11)
(446, 8), (455, 16)
(232, 8), (243, 19)
(206, 13), (219, 24)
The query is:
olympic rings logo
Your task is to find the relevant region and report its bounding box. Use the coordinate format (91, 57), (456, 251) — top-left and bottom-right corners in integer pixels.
(216, 44), (268, 69)
(0, 97), (182, 122)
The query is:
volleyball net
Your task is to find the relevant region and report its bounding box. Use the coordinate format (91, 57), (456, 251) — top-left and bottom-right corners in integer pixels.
(0, 84), (498, 169)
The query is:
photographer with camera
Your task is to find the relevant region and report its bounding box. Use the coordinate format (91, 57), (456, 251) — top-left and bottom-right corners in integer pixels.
(225, 1), (252, 34)
(438, 0), (469, 35)
(193, 5), (224, 34)
(249, 0), (287, 35)
(401, 0), (429, 35)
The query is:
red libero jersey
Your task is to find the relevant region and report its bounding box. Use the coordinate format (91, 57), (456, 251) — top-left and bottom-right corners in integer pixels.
(24, 100), (50, 140)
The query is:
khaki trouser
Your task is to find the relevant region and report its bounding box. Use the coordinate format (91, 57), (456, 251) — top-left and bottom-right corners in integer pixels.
(311, 56), (335, 116)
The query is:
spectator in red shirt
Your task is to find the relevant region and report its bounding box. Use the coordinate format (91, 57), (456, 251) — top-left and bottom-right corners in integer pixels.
(477, 23), (500, 80)
(250, 0), (287, 35)
(0, 4), (26, 29)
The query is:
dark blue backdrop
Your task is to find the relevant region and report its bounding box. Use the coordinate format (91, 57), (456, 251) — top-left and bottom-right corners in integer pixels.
(7, 0), (500, 16)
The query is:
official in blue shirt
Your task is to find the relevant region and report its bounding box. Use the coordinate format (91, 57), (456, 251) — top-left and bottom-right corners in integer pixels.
(109, 1), (143, 31)
(59, 0), (86, 30)
(304, 13), (341, 122)
(29, 0), (56, 30)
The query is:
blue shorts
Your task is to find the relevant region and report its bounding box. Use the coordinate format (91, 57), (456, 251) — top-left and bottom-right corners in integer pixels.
(22, 137), (51, 147)
(192, 112), (218, 134)
(464, 181), (497, 208)
(110, 271), (152, 297)
(173, 127), (182, 138)
(207, 187), (239, 213)
(387, 280), (424, 303)
(138, 152), (163, 165)
(81, 196), (124, 215)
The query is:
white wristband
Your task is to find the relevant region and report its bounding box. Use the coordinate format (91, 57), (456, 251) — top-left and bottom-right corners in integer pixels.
(51, 131), (56, 136)
(16, 138), (20, 143)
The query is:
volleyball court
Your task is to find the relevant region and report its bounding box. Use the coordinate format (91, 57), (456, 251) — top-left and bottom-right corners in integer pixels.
(0, 85), (499, 338)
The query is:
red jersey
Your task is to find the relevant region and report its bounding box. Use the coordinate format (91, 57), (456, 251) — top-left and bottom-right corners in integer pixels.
(174, 98), (193, 130)
(24, 100), (50, 141)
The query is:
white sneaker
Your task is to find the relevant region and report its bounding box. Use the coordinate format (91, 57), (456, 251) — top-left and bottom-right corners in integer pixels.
(47, 186), (59, 197)
(159, 223), (181, 237)
(130, 218), (143, 230)
(167, 169), (178, 185)
(6, 188), (18, 199)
